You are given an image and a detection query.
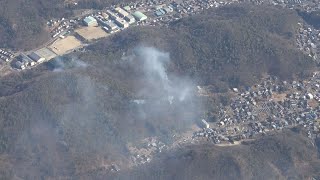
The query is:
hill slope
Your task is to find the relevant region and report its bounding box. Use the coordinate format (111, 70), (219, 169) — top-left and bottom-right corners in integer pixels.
(0, 4), (318, 179)
(0, 0), (71, 50)
(107, 130), (320, 180)
(0, 0), (131, 50)
(88, 4), (315, 91)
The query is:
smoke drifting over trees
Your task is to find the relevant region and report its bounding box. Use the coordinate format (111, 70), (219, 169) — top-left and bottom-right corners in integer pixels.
(0, 46), (203, 178)
(0, 4), (319, 179)
(127, 46), (196, 105)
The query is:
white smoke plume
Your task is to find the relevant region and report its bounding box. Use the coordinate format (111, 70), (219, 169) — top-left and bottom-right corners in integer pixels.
(129, 46), (194, 104)
(51, 56), (88, 72)
(8, 46), (202, 179)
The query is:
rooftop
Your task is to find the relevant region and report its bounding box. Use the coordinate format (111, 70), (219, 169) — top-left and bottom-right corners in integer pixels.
(123, 6), (131, 11)
(84, 16), (97, 24)
(35, 47), (57, 60)
(28, 52), (44, 61)
(132, 11), (148, 21)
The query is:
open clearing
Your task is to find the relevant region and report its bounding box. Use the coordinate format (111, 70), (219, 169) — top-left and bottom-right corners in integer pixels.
(49, 36), (82, 55)
(75, 26), (109, 41)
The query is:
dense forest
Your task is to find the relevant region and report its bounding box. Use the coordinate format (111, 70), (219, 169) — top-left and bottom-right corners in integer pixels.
(0, 4), (318, 179)
(87, 4), (316, 91)
(0, 0), (70, 50)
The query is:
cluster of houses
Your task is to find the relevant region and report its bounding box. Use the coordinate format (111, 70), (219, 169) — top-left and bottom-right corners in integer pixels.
(193, 74), (320, 144)
(296, 22), (320, 61)
(0, 49), (14, 62)
(128, 137), (167, 166)
(147, 0), (241, 26)
(121, 0), (169, 10)
(274, 0), (320, 9)
(193, 125), (232, 144)
(50, 18), (71, 38)
(47, 18), (73, 38)
(47, 18), (66, 27)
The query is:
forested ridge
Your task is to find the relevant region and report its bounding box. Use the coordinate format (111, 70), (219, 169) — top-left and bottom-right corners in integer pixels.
(88, 4), (315, 90)
(0, 4), (318, 179)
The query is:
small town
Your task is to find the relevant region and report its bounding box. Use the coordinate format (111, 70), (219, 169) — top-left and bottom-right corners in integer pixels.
(0, 0), (320, 176)
(0, 0), (319, 71)
(194, 72), (320, 144)
(125, 71), (320, 169)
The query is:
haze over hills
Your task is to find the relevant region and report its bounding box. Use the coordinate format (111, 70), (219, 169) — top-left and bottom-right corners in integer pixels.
(0, 4), (319, 180)
(0, 0), (70, 49)
(0, 0), (131, 50)
(106, 130), (320, 180)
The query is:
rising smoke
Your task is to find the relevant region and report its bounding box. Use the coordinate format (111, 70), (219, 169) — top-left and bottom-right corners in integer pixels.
(8, 46), (203, 179)
(129, 46), (195, 105)
(49, 56), (88, 72)
(121, 46), (202, 141)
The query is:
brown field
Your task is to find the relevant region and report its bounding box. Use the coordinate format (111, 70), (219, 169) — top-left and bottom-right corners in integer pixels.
(75, 26), (109, 41)
(49, 36), (82, 55)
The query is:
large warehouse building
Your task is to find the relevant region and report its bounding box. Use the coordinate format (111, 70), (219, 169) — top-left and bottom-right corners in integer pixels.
(83, 16), (98, 26)
(132, 11), (147, 21)
(28, 52), (46, 63)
